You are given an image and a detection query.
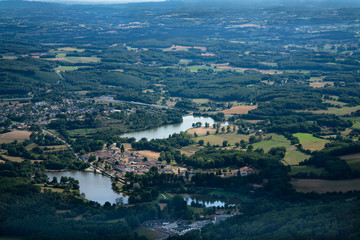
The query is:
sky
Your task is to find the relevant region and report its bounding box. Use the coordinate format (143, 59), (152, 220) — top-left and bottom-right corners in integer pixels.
(29, 0), (166, 3)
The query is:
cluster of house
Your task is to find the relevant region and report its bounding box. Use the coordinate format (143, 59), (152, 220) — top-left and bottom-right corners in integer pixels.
(220, 166), (257, 178)
(0, 98), (103, 128)
(83, 146), (187, 178)
(143, 214), (235, 237)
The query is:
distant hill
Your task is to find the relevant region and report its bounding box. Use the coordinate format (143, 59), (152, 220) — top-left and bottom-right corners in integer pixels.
(1, 0), (360, 9)
(0, 0), (62, 9)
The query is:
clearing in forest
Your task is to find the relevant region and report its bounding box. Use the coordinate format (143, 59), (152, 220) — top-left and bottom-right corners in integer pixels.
(0, 130), (32, 144)
(293, 133), (329, 151)
(222, 105), (257, 114)
(291, 178), (360, 193)
(252, 133), (308, 165)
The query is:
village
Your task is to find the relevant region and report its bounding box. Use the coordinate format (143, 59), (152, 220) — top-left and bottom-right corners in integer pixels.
(81, 142), (260, 186)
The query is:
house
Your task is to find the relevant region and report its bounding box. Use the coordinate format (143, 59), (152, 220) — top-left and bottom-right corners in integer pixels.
(239, 166), (256, 176)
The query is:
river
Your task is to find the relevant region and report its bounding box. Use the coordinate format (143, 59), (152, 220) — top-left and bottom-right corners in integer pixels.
(121, 115), (226, 141)
(46, 171), (128, 205)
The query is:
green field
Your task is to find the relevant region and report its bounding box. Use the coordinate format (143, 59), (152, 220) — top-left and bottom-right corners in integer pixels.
(347, 158), (360, 171)
(67, 128), (98, 137)
(344, 117), (360, 128)
(253, 133), (308, 165)
(293, 133), (329, 151)
(57, 47), (85, 52)
(55, 66), (79, 71)
(308, 105), (360, 116)
(290, 165), (325, 176)
(191, 98), (211, 104)
(308, 77), (324, 82)
(64, 56), (101, 63)
(186, 65), (244, 73)
(195, 132), (250, 146)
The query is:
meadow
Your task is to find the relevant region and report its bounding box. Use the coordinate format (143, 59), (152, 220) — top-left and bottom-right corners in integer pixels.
(291, 178), (360, 193)
(293, 133), (329, 151)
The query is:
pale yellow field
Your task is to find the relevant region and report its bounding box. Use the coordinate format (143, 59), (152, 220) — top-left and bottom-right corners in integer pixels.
(222, 105), (257, 114)
(132, 150), (160, 161)
(2, 155), (24, 162)
(0, 130), (32, 143)
(309, 81), (334, 88)
(187, 127), (216, 136)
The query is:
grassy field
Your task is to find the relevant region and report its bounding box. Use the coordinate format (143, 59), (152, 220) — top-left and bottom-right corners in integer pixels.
(289, 165), (325, 176)
(324, 99), (347, 107)
(55, 66), (79, 71)
(67, 128), (98, 137)
(291, 178), (360, 193)
(293, 133), (329, 151)
(57, 47), (85, 52)
(306, 105), (360, 116)
(222, 105), (257, 114)
(340, 153), (360, 171)
(64, 56), (100, 63)
(187, 127), (216, 136)
(191, 98), (211, 104)
(180, 144), (204, 156)
(195, 132), (251, 146)
(344, 117), (360, 128)
(0, 130), (32, 144)
(309, 81), (334, 88)
(45, 56), (101, 63)
(253, 134), (308, 165)
(1, 155), (24, 162)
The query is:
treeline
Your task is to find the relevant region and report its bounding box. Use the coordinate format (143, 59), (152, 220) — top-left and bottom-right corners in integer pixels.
(169, 195), (360, 240)
(297, 141), (360, 179)
(131, 131), (194, 152)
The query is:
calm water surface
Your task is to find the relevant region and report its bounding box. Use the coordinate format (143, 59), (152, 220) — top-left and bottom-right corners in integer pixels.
(46, 171), (128, 205)
(121, 115), (226, 141)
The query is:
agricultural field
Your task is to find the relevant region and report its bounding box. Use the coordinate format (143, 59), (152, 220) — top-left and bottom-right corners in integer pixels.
(291, 178), (360, 193)
(305, 105), (360, 116)
(340, 153), (360, 171)
(194, 132), (250, 146)
(324, 99), (347, 107)
(180, 144), (204, 156)
(289, 165), (325, 176)
(57, 47), (85, 52)
(1, 154), (24, 162)
(344, 117), (360, 128)
(132, 150), (160, 161)
(222, 105), (257, 115)
(293, 133), (329, 151)
(309, 81), (334, 88)
(55, 66), (79, 71)
(187, 127), (216, 136)
(252, 133), (308, 165)
(0, 130), (32, 144)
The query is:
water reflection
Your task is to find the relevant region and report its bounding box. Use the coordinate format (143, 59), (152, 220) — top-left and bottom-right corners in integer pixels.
(121, 115), (227, 141)
(183, 194), (236, 208)
(46, 171), (128, 205)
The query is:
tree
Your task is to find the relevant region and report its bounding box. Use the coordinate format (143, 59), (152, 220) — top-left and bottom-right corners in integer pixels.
(121, 144), (125, 153)
(51, 176), (58, 184)
(198, 140), (204, 146)
(222, 140), (228, 147)
(88, 155), (96, 162)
